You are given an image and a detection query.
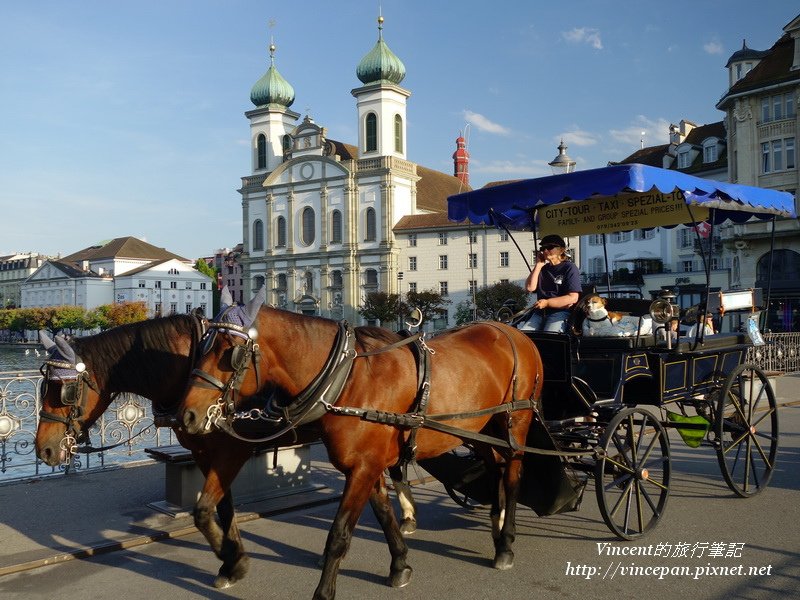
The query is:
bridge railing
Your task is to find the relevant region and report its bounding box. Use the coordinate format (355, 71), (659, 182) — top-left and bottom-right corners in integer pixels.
(0, 370), (178, 484)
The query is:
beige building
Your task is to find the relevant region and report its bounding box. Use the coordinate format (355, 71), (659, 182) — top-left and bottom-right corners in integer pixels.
(716, 14), (800, 331)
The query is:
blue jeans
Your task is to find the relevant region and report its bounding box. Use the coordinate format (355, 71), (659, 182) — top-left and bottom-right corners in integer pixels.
(518, 309), (570, 333)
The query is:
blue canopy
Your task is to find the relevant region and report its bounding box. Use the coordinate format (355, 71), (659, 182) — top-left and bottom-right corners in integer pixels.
(447, 164), (796, 231)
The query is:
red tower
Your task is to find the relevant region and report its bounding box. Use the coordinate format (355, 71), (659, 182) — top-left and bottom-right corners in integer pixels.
(452, 135), (470, 187)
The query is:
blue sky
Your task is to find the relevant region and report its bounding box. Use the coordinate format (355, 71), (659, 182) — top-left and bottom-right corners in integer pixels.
(1, 1), (795, 260)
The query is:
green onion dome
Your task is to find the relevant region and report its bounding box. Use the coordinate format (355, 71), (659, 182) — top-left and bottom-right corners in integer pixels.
(250, 42), (295, 108)
(356, 16), (406, 85)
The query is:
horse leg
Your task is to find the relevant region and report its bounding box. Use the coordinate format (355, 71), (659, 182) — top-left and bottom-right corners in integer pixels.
(369, 474), (413, 587)
(313, 467), (383, 600)
(387, 465), (417, 535)
(192, 450), (251, 588)
(492, 454), (524, 571)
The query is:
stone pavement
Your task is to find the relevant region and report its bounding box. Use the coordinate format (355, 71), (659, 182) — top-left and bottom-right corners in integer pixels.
(0, 374), (797, 579)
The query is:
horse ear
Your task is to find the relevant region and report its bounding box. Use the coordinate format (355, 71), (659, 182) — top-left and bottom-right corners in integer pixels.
(39, 330), (56, 350)
(220, 286), (234, 308)
(246, 285), (266, 323)
(53, 335), (76, 363)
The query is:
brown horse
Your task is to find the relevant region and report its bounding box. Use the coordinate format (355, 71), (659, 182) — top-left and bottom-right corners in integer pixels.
(178, 295), (544, 600)
(34, 312), (418, 589)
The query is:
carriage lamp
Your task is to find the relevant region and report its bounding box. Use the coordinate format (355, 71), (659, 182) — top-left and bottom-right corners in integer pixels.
(548, 140), (576, 175)
(650, 291), (680, 349)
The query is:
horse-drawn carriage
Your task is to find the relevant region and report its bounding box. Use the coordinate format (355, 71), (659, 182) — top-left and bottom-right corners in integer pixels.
(442, 163), (794, 539)
(35, 164), (794, 598)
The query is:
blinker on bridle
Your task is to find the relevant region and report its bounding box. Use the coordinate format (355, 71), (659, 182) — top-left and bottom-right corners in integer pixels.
(191, 320), (262, 432)
(39, 356), (92, 462)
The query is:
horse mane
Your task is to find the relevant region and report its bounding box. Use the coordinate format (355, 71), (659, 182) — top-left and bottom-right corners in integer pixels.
(70, 314), (199, 402)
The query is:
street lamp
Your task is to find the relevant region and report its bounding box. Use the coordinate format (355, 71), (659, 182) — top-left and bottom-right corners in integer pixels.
(397, 271), (404, 331)
(549, 139), (576, 175)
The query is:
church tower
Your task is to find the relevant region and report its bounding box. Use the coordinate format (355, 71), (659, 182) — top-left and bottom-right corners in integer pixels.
(453, 135), (470, 187)
(246, 39), (300, 174)
(351, 15), (410, 159)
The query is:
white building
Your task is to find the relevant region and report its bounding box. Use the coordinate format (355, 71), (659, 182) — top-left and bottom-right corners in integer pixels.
(0, 253), (48, 309)
(22, 236), (213, 316)
(238, 18), (544, 329)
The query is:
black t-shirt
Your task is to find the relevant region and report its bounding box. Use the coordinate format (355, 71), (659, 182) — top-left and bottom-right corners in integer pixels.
(536, 261), (582, 300)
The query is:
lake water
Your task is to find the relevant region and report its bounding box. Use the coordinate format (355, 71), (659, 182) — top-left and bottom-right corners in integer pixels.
(0, 344), (46, 375)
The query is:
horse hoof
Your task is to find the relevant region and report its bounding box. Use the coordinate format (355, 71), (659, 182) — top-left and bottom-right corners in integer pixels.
(493, 551), (515, 571)
(214, 576), (233, 589)
(400, 518), (417, 535)
(388, 566), (413, 588)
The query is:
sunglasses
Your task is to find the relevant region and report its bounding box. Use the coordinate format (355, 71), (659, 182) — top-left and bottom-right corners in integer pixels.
(540, 244), (559, 250)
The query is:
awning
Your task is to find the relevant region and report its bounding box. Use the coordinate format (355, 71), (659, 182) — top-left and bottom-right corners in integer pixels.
(447, 164), (796, 234)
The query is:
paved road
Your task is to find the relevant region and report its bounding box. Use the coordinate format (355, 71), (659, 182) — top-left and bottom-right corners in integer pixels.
(1, 382), (798, 599)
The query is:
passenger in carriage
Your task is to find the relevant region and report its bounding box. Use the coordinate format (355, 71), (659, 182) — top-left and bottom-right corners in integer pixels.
(519, 234), (582, 333)
(686, 314), (715, 338)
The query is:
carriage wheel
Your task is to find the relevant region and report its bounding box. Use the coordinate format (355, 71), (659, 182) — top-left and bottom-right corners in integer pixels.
(444, 484), (484, 509)
(595, 407), (670, 540)
(714, 364), (778, 497)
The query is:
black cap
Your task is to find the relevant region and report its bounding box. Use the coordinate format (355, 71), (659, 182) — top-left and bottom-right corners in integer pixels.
(540, 234), (566, 248)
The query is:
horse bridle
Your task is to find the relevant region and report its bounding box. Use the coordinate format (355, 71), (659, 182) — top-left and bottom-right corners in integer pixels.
(190, 315), (264, 432)
(39, 356), (96, 460)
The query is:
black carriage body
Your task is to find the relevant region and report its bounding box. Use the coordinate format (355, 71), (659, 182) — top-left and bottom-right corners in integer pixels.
(525, 330), (752, 418)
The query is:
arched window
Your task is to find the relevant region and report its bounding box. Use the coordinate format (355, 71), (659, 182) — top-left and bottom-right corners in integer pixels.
(252, 219), (264, 251)
(365, 113), (377, 152)
(276, 216), (287, 247)
(253, 275), (265, 290)
(365, 207), (377, 241)
(365, 269), (378, 288)
(256, 134), (267, 169)
(331, 210), (342, 244)
(282, 134), (292, 157)
(394, 114), (403, 153)
(301, 207), (315, 245)
(276, 273), (287, 291)
(757, 249), (800, 283)
(331, 270), (343, 288)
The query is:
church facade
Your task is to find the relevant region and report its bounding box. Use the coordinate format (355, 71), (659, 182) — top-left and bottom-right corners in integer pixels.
(237, 18), (539, 327)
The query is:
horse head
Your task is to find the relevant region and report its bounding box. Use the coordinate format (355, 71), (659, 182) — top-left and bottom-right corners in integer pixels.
(35, 331), (99, 466)
(180, 286), (268, 435)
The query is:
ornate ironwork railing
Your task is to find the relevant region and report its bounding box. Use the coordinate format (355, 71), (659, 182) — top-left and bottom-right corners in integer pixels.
(0, 370), (178, 483)
(748, 332), (800, 374)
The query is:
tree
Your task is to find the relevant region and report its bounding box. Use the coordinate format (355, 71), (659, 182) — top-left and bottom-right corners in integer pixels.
(358, 291), (401, 328)
(51, 305), (88, 335)
(474, 281), (530, 321)
(105, 302), (149, 328)
(405, 289), (451, 328)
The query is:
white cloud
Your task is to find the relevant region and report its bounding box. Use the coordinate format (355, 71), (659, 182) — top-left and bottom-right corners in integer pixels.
(609, 115), (672, 147)
(704, 39), (723, 55)
(462, 110), (511, 135)
(557, 127), (598, 147)
(563, 27), (603, 50)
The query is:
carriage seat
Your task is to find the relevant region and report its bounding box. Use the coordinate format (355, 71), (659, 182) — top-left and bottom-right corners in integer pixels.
(671, 332), (750, 353)
(570, 297), (655, 345)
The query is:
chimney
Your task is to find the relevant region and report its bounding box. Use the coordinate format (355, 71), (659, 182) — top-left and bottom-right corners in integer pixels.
(452, 135), (470, 187)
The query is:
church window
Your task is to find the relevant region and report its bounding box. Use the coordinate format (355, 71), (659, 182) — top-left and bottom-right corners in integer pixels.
(331, 210), (342, 244)
(365, 113), (377, 152)
(331, 270), (342, 288)
(253, 275), (265, 290)
(394, 114), (403, 153)
(365, 207), (376, 241)
(301, 207), (316, 245)
(364, 269), (378, 288)
(256, 134), (267, 169)
(252, 219), (264, 251)
(276, 216), (287, 247)
(282, 135), (292, 157)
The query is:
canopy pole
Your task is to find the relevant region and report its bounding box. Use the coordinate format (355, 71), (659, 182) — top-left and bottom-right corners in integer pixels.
(685, 203), (710, 344)
(764, 215), (777, 331)
(602, 233), (611, 295)
(489, 208), (531, 272)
